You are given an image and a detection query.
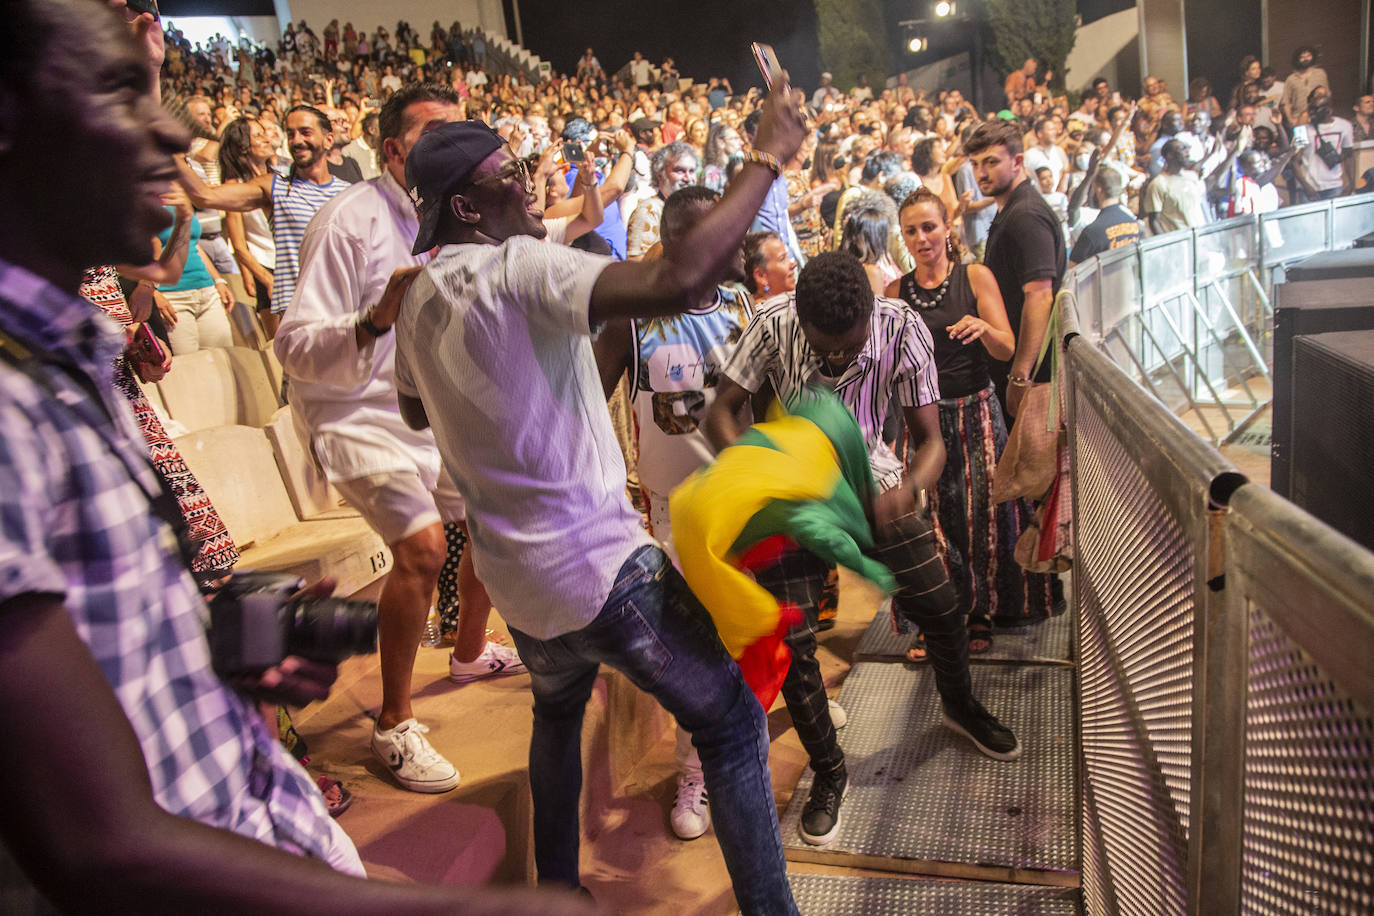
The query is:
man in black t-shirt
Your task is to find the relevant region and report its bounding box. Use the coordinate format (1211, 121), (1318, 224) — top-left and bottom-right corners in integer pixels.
(965, 119), (1065, 419)
(1069, 169), (1142, 266)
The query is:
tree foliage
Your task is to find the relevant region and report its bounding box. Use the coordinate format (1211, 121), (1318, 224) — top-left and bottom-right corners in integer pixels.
(982, 0), (1078, 88)
(814, 0), (891, 91)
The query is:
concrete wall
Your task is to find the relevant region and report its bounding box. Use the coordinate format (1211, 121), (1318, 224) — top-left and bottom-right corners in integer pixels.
(1138, 0), (1188, 100)
(1265, 0), (1366, 104)
(1063, 6), (1142, 95)
(275, 0), (506, 41)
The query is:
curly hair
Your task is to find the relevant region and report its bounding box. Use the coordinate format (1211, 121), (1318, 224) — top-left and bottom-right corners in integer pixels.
(795, 251), (873, 335)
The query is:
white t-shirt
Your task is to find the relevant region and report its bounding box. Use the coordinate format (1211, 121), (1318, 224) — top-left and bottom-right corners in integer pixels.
(1023, 143), (1070, 191)
(393, 237), (651, 639)
(1303, 117), (1354, 192)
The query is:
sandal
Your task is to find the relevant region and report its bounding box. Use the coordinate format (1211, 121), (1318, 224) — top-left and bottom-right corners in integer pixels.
(905, 633), (927, 662)
(969, 623), (994, 655)
(316, 776), (354, 818)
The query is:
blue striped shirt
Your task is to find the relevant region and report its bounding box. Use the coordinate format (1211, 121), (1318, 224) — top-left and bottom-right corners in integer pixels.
(270, 172), (350, 314)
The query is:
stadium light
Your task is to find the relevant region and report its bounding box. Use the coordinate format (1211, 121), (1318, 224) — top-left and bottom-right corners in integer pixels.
(934, 1), (956, 16)
(907, 35), (928, 53)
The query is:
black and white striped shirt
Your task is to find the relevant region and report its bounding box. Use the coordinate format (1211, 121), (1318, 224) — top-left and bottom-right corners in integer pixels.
(723, 293), (940, 491)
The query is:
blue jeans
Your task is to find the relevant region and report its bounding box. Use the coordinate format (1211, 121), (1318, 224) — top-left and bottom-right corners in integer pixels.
(508, 545), (798, 915)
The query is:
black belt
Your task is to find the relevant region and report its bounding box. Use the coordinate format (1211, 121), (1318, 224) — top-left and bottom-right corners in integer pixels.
(201, 232), (222, 241)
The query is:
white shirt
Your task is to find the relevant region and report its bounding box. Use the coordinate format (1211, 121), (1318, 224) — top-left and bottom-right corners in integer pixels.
(629, 58), (653, 86)
(341, 137), (382, 181)
(274, 170), (445, 487)
(1303, 117), (1353, 192)
(1024, 143), (1070, 191)
(393, 237), (651, 639)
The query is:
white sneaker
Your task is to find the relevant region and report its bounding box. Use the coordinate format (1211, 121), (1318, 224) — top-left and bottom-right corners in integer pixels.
(449, 641), (528, 684)
(828, 698), (848, 730)
(670, 772), (710, 840)
(371, 718), (460, 793)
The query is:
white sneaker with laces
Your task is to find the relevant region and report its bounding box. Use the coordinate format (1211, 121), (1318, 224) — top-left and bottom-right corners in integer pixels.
(449, 641), (528, 684)
(371, 718), (460, 793)
(828, 698), (848, 729)
(670, 772), (710, 840)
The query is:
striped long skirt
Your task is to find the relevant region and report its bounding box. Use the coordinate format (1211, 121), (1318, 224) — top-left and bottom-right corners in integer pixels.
(928, 384), (1057, 628)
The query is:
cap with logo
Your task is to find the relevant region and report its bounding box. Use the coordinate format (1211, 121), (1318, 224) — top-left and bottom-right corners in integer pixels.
(405, 120), (505, 255)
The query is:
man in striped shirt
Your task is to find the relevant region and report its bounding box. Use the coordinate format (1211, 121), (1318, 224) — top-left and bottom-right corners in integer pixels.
(708, 252), (1021, 847)
(178, 105), (350, 338)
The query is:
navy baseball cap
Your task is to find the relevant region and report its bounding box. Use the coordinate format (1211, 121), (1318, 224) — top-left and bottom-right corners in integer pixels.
(406, 120), (505, 255)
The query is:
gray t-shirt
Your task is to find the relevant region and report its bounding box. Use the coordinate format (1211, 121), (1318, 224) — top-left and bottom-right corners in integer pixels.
(393, 236), (651, 639)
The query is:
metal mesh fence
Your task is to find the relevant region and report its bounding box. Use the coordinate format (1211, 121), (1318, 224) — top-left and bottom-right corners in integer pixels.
(1073, 390), (1195, 916)
(1226, 486), (1374, 916)
(1241, 611), (1374, 915)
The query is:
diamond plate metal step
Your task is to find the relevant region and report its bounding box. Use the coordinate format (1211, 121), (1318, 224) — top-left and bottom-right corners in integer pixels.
(782, 662), (1078, 880)
(786, 874), (1082, 915)
(856, 606), (1074, 665)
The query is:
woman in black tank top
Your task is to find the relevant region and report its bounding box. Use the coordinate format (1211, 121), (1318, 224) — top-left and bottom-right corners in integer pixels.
(887, 189), (1058, 655)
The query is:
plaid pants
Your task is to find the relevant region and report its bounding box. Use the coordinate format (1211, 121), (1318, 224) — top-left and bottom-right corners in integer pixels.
(752, 510), (972, 780)
(869, 511), (972, 703)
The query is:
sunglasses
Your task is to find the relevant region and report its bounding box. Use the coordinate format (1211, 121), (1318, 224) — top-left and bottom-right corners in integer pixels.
(468, 158), (534, 192)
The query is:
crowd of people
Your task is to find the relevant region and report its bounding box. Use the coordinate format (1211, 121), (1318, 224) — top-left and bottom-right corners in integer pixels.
(4, 0), (1372, 911)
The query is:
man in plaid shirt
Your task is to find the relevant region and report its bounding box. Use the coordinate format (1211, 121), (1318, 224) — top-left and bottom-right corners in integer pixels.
(0, 2), (586, 913)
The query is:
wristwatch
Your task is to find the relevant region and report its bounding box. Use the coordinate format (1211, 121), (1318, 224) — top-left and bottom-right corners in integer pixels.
(358, 310), (390, 338)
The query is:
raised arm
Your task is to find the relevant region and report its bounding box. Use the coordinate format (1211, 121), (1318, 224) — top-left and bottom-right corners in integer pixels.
(1067, 147), (1102, 227)
(176, 155), (273, 212)
(117, 185), (194, 285)
(587, 82), (806, 325)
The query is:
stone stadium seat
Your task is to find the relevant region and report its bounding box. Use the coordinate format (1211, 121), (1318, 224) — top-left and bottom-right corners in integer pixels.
(154, 346), (282, 432)
(175, 423), (389, 596)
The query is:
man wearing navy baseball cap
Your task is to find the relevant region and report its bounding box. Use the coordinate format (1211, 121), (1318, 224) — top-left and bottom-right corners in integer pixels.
(391, 85), (808, 913)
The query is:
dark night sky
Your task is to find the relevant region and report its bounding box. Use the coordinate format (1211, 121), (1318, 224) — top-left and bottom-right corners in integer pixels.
(513, 0), (824, 92)
(161, 0), (1138, 93)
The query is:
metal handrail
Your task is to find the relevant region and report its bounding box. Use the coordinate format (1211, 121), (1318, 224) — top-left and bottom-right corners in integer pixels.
(1064, 195), (1374, 441)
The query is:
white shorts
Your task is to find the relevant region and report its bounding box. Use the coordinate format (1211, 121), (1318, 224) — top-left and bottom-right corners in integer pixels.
(333, 469), (465, 546)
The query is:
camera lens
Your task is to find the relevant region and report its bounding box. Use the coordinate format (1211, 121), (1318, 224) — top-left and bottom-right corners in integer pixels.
(287, 597), (378, 663)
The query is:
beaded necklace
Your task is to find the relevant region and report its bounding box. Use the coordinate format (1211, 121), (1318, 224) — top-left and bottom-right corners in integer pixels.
(909, 260), (954, 309)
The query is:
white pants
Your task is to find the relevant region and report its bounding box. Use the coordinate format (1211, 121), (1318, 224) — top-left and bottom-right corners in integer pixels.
(163, 285), (233, 355)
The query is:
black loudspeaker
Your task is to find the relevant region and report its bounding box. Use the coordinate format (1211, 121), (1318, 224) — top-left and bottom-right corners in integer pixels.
(1271, 249), (1374, 497)
(1289, 331), (1374, 550)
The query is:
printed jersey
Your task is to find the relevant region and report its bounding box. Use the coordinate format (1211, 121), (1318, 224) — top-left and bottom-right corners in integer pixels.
(631, 284), (753, 494)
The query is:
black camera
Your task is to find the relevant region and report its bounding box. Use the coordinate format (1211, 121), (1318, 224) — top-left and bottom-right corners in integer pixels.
(208, 571), (378, 677)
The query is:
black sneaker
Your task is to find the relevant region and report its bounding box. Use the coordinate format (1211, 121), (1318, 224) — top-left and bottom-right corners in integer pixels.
(942, 698), (1022, 761)
(799, 768), (847, 845)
